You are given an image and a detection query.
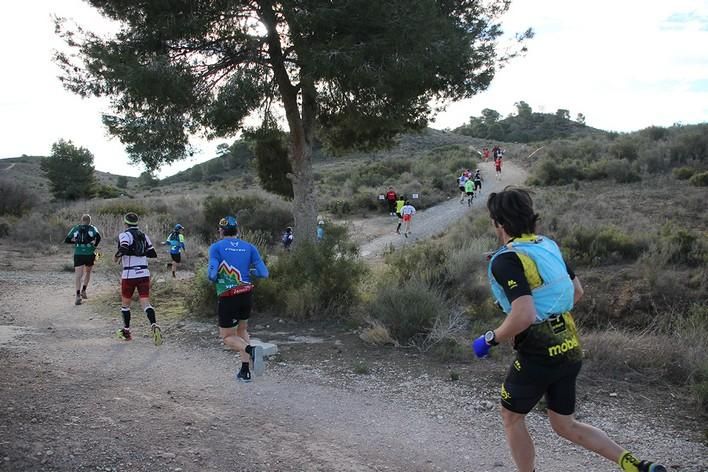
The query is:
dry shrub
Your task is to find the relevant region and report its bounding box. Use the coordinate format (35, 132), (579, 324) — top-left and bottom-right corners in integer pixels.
(359, 320), (398, 346)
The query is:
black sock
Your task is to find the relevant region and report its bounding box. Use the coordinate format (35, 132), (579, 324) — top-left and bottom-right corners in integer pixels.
(82, 285), (87, 291)
(121, 307), (131, 329)
(245, 345), (253, 356)
(241, 362), (250, 372)
(76, 290), (80, 296)
(144, 306), (156, 325)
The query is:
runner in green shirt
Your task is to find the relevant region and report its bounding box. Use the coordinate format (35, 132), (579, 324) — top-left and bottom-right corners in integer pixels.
(64, 214), (101, 305)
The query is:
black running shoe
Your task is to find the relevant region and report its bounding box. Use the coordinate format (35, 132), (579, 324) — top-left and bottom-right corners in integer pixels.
(236, 369), (252, 383)
(638, 461), (667, 472)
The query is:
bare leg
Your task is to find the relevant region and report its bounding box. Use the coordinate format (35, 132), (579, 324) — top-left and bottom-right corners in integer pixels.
(74, 266), (83, 293)
(547, 410), (624, 463)
(501, 407), (536, 472)
(220, 326), (250, 363)
(83, 266), (93, 291)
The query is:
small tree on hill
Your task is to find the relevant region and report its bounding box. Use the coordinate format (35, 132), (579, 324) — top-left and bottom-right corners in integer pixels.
(116, 175), (128, 189)
(41, 139), (96, 200)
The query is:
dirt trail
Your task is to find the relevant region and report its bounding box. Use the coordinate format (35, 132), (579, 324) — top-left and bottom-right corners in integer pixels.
(355, 160), (524, 259)
(1, 157), (707, 471)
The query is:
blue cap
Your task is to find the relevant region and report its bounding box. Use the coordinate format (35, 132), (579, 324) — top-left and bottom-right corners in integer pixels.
(174, 224), (184, 230)
(218, 216), (238, 230)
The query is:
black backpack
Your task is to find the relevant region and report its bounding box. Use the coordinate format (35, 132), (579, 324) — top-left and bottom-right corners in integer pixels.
(76, 225), (94, 245)
(126, 228), (148, 256)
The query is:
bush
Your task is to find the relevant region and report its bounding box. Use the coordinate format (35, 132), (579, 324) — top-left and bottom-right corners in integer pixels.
(9, 212), (67, 247)
(184, 265), (217, 317)
(96, 200), (148, 217)
(0, 178), (36, 216)
(254, 225), (366, 319)
(654, 224), (707, 267)
(688, 171), (708, 187)
(605, 159), (641, 183)
(202, 194), (292, 244)
(368, 278), (447, 345)
(672, 167), (696, 180)
(563, 226), (647, 266)
(94, 184), (122, 199)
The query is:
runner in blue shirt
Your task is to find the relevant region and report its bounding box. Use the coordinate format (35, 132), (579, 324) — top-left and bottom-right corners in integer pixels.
(163, 224), (186, 278)
(208, 216), (269, 382)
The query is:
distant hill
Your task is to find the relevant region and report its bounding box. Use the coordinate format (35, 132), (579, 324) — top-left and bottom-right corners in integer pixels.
(0, 155), (137, 203)
(454, 110), (607, 143)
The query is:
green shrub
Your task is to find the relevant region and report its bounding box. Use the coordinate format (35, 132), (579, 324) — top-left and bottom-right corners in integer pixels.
(184, 265), (217, 317)
(563, 226), (647, 266)
(672, 167), (696, 180)
(0, 179), (36, 216)
(688, 170), (708, 187)
(368, 278), (447, 345)
(202, 194), (292, 244)
(94, 184), (122, 199)
(96, 200), (148, 217)
(605, 159), (641, 183)
(654, 224), (707, 267)
(254, 225), (366, 319)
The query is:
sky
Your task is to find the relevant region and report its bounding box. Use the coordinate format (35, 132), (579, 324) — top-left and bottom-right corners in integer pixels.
(0, 0), (706, 178)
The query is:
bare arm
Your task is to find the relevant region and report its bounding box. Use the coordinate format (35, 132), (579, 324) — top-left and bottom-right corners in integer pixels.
(493, 295), (536, 343)
(573, 276), (584, 304)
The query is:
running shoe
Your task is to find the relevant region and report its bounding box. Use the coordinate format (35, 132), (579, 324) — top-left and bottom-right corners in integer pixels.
(75, 296), (82, 306)
(251, 345), (264, 377)
(236, 369), (252, 383)
(151, 323), (163, 346)
(116, 328), (132, 341)
(638, 462), (667, 472)
(81, 290), (88, 299)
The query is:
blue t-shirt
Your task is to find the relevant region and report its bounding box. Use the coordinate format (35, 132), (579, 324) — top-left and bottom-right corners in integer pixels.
(208, 238), (268, 297)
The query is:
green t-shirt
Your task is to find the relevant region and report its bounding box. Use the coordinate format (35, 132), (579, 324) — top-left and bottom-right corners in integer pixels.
(66, 224), (101, 256)
(464, 179), (475, 192)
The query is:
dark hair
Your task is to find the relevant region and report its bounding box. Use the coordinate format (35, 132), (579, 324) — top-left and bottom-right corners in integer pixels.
(486, 187), (539, 237)
(222, 227), (238, 237)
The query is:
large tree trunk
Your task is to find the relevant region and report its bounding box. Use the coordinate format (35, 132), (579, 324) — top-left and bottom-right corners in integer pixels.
(260, 1), (318, 244)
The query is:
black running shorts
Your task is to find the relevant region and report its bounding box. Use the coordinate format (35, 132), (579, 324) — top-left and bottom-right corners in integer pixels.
(501, 357), (582, 415)
(170, 253), (181, 263)
(474, 181), (482, 190)
(74, 254), (96, 267)
(217, 292), (253, 328)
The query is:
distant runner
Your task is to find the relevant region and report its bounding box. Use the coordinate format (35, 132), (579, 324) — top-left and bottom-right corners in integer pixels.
(395, 195), (406, 235)
(457, 173), (469, 203)
(114, 212), (162, 346)
(473, 169), (483, 195)
(464, 178), (475, 207)
(495, 156), (503, 180)
(208, 216), (269, 382)
(400, 200), (416, 237)
(385, 186), (397, 216)
(163, 224), (185, 278)
(64, 214), (101, 305)
(282, 226), (294, 251)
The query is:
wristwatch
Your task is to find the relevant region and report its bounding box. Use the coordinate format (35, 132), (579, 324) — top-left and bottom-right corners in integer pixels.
(484, 330), (499, 346)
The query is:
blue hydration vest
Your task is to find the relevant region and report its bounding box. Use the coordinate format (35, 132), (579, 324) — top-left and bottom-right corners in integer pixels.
(488, 235), (574, 322)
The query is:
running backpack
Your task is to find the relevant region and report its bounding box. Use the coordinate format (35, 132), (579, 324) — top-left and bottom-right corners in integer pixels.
(488, 236), (574, 321)
(76, 225), (95, 245)
(125, 228), (148, 256)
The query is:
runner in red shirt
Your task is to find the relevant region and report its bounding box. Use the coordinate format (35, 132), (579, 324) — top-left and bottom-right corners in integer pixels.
(385, 186), (397, 216)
